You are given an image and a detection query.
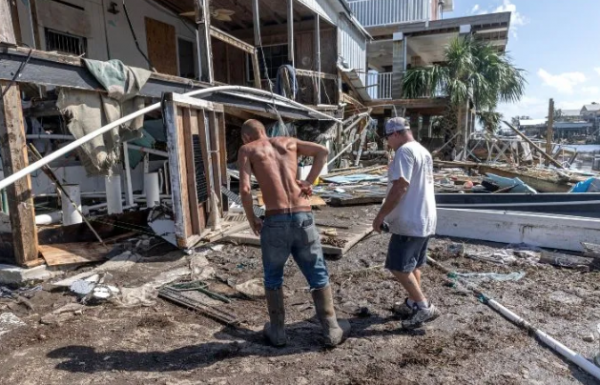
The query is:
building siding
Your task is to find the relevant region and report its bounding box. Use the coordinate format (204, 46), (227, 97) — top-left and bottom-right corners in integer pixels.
(339, 15), (368, 86)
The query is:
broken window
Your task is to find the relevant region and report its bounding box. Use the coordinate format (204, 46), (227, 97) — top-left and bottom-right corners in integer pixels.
(178, 38), (197, 80)
(45, 29), (87, 56)
(248, 44), (289, 82)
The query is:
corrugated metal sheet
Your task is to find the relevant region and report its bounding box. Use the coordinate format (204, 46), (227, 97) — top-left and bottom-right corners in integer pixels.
(339, 15), (368, 87)
(347, 0), (430, 28)
(297, 0), (335, 23)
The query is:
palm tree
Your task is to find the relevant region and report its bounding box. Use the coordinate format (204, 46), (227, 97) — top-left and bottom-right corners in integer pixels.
(402, 36), (526, 134)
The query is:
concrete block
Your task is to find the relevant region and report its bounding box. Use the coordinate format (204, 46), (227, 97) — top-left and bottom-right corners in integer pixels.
(0, 263), (55, 285)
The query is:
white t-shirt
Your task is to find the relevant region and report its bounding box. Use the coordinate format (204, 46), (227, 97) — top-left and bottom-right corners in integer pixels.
(384, 141), (437, 237)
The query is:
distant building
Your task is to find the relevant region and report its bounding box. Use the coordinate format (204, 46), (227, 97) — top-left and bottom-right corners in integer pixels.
(518, 118), (593, 140)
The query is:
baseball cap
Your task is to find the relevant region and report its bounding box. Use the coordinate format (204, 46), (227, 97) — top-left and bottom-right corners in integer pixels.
(385, 117), (409, 136)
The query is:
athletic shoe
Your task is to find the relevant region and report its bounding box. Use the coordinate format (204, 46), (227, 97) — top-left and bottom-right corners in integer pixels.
(401, 303), (440, 330)
(392, 298), (416, 319)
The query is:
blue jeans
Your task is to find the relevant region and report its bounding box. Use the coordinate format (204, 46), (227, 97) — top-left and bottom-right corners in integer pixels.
(260, 212), (330, 290)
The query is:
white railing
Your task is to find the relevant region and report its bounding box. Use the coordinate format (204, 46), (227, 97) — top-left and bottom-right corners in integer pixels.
(347, 0), (430, 28)
(367, 72), (447, 100)
(367, 72), (393, 100)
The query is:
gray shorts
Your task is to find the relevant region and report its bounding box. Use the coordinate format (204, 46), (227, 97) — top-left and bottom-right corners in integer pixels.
(385, 234), (430, 273)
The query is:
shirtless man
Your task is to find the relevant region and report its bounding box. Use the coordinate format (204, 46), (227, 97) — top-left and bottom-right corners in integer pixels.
(238, 119), (350, 348)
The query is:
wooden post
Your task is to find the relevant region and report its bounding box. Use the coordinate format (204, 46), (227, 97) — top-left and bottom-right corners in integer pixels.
(194, 0), (214, 83)
(1, 0), (17, 45)
(391, 33), (406, 100)
(314, 13), (321, 105)
(545, 98), (554, 166)
(252, 0), (263, 89)
(287, 0), (294, 67)
(0, 81), (39, 266)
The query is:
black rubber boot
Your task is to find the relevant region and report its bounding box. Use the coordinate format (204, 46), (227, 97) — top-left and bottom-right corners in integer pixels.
(311, 285), (351, 347)
(263, 288), (286, 347)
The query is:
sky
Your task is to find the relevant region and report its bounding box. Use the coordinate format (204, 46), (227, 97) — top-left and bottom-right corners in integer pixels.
(444, 0), (600, 120)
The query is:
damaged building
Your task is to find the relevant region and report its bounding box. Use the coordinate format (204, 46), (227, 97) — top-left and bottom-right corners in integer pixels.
(0, 0), (374, 267)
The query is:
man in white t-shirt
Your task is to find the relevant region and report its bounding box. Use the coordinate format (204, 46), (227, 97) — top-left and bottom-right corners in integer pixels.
(372, 117), (440, 329)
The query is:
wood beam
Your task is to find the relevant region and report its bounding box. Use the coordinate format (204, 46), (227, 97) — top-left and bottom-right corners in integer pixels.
(287, 0), (294, 66)
(232, 20), (333, 41)
(194, 0), (214, 83)
(546, 98), (554, 166)
(210, 26), (255, 54)
(0, 81), (39, 266)
(366, 98), (449, 109)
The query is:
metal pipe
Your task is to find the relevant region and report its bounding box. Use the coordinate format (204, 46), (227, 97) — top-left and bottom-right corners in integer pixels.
(0, 86), (340, 193)
(105, 174), (123, 214)
(26, 135), (169, 158)
(35, 211), (61, 225)
(61, 184), (82, 225)
(123, 143), (135, 206)
(144, 172), (160, 208)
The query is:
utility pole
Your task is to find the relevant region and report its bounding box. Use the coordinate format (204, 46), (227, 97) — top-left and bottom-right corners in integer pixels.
(545, 98), (554, 166)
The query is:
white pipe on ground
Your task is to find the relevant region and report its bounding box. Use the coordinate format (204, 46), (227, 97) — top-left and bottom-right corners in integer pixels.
(35, 211), (61, 225)
(61, 184), (82, 225)
(486, 298), (600, 381)
(429, 256), (600, 382)
(105, 175), (123, 214)
(1, 85), (340, 193)
(144, 172), (160, 208)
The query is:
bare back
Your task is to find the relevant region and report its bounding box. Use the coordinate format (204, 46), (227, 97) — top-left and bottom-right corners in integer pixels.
(240, 137), (306, 211)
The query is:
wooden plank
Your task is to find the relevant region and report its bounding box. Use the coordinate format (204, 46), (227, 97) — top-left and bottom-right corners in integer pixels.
(0, 0), (17, 44)
(294, 69), (339, 81)
(39, 243), (108, 266)
(477, 165), (571, 193)
(546, 98), (554, 166)
(195, 0), (214, 83)
(0, 81), (38, 265)
(182, 108), (202, 234)
(189, 110), (207, 231)
(227, 221), (373, 256)
(436, 208), (600, 252)
(314, 13), (321, 105)
(210, 26), (255, 54)
(217, 112), (228, 186)
(256, 191), (326, 207)
(177, 107), (193, 240)
(252, 50), (262, 89)
(145, 17), (178, 75)
(209, 111), (222, 214)
(164, 101), (191, 248)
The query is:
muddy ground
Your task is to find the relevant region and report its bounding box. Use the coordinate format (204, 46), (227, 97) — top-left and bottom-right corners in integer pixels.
(1, 205), (600, 385)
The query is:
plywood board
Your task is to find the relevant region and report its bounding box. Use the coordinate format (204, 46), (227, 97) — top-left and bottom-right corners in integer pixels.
(226, 221), (372, 257)
(256, 191), (326, 207)
(145, 17), (178, 75)
(40, 243), (109, 266)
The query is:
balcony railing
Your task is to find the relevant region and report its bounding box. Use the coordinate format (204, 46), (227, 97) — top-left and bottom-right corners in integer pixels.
(347, 0), (430, 28)
(367, 72), (393, 100)
(367, 71), (447, 100)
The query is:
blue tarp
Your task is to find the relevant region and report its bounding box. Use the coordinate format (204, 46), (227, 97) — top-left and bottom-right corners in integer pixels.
(571, 177), (600, 193)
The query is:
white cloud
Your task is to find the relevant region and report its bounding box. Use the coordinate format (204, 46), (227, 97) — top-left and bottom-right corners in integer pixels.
(595, 67), (600, 77)
(537, 69), (587, 94)
(473, 0), (527, 38)
(583, 86), (600, 95)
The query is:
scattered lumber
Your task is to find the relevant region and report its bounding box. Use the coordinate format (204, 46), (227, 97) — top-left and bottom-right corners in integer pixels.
(539, 250), (596, 269)
(502, 121), (564, 169)
(39, 242), (109, 266)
